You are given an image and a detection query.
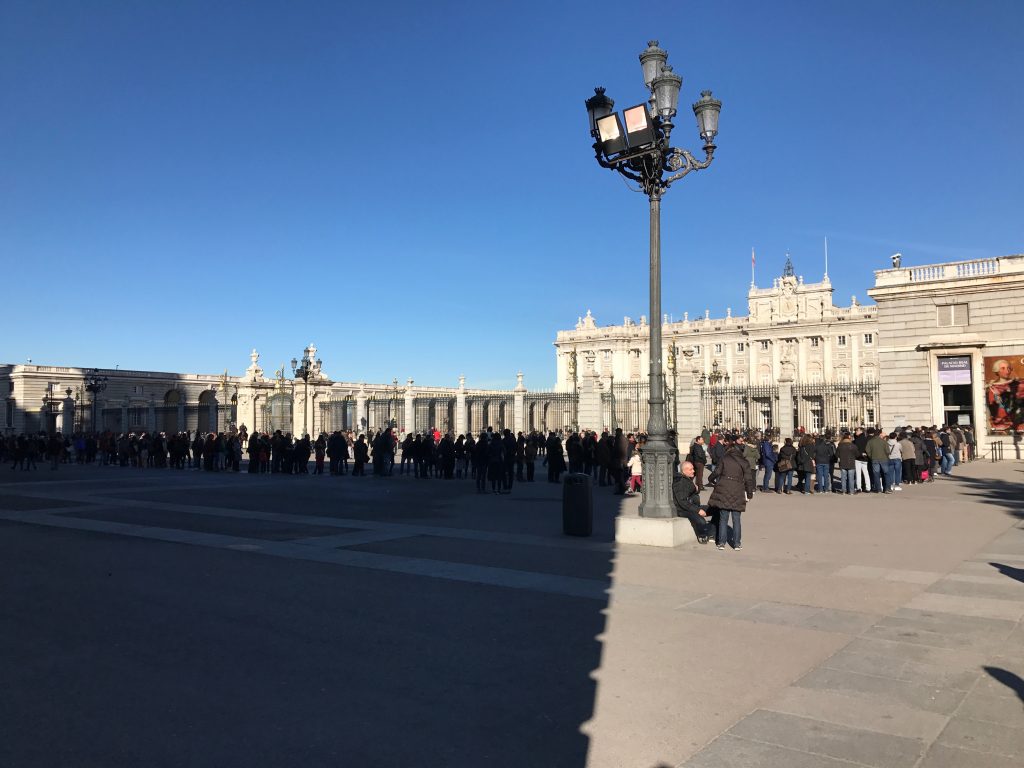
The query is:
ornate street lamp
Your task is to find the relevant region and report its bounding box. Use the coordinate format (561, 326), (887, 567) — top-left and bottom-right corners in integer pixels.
(586, 41), (721, 518)
(84, 368), (108, 434)
(699, 360), (730, 387)
(291, 344), (322, 437)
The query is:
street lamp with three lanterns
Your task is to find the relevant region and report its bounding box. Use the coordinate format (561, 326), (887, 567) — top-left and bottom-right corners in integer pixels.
(585, 40), (721, 518)
(291, 345), (322, 437)
(84, 368), (108, 434)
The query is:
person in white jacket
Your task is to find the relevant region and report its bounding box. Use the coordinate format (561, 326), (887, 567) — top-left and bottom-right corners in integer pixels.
(627, 452), (643, 494)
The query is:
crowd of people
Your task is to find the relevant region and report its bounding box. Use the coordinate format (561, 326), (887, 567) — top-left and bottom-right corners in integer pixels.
(670, 422), (980, 550)
(1, 426), (644, 497)
(2, 419), (985, 553)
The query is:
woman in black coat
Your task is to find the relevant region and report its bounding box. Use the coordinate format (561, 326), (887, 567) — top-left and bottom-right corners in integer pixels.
(796, 435), (816, 495)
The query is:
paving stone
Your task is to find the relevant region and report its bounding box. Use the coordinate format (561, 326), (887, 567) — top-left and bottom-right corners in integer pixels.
(926, 577), (1024, 602)
(835, 564), (941, 584)
(737, 601), (823, 627)
(907, 592), (1024, 622)
(864, 608), (1018, 651)
(677, 594), (762, 619)
(822, 643), (980, 691)
(726, 709), (924, 767)
(766, 686), (949, 741)
(683, 734), (861, 768)
(794, 666), (966, 714)
(799, 607), (878, 634)
(956, 687), (1024, 728)
(937, 717), (1024, 758)
(919, 743), (1023, 768)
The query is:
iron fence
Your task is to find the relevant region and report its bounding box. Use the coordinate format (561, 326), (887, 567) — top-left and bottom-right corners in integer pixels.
(790, 381), (880, 435)
(525, 391), (577, 433)
(699, 384), (780, 433)
(413, 397), (454, 435)
(320, 397), (355, 434)
(467, 394), (515, 433)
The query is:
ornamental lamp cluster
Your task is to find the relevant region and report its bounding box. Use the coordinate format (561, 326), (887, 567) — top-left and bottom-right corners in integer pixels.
(585, 40), (720, 168)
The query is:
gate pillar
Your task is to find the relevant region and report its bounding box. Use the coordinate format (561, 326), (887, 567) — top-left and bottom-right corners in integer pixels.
(513, 372), (526, 434)
(456, 376), (467, 435)
(778, 380), (795, 436)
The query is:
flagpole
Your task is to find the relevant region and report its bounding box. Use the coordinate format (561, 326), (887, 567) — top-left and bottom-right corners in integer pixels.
(751, 247), (755, 287)
(824, 236), (829, 279)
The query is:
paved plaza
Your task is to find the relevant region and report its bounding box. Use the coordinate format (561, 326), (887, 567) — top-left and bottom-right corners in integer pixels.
(1, 460), (1022, 767)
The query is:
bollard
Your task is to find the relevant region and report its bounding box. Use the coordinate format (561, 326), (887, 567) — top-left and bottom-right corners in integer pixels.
(562, 472), (593, 537)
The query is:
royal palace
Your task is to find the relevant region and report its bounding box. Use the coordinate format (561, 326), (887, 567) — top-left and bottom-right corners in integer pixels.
(3, 254), (1023, 458)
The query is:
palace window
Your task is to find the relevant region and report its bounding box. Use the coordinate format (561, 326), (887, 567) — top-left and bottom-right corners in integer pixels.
(837, 335), (846, 347)
(839, 408), (849, 424)
(692, 345), (701, 355)
(866, 408), (876, 424)
(128, 408), (146, 427)
(132, 385), (144, 395)
(737, 342), (745, 352)
(864, 333), (874, 345)
(759, 340), (769, 351)
(714, 343), (722, 355)
(810, 337), (820, 348)
(937, 304), (969, 327)
(5, 400), (13, 428)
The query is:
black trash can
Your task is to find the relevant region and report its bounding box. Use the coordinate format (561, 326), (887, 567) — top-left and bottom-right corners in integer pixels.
(562, 472), (593, 537)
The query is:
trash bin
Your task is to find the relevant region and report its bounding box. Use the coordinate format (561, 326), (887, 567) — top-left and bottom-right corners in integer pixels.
(562, 472), (593, 537)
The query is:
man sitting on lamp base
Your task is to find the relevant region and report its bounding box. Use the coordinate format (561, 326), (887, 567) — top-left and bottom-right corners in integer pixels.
(673, 460), (715, 544)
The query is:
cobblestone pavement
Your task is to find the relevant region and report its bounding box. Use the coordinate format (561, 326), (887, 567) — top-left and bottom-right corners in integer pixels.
(1, 460), (1021, 767)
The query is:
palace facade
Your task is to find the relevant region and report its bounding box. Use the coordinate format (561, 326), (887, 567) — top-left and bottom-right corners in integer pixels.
(554, 260), (881, 437)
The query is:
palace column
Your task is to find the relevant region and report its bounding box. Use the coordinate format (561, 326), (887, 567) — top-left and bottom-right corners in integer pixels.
(456, 376), (467, 435)
(823, 334), (833, 382)
(513, 373), (526, 434)
(356, 386), (367, 434)
(748, 340), (757, 381)
(404, 380), (415, 435)
(771, 340), (781, 382)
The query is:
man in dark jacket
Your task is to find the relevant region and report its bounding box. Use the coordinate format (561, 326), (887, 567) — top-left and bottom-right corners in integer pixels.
(707, 436), (756, 550)
(673, 461), (712, 544)
(813, 436), (836, 493)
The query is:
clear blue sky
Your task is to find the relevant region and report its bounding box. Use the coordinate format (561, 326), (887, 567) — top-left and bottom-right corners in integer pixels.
(2, 0), (1022, 389)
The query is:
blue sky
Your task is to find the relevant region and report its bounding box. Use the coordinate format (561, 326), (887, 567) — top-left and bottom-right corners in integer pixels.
(2, 0), (1022, 389)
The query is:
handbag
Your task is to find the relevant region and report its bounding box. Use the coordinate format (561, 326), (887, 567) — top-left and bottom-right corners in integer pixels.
(776, 458), (792, 473)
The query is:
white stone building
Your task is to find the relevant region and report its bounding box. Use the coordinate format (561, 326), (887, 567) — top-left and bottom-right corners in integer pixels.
(868, 253), (1024, 456)
(554, 259), (880, 437)
(1, 347), (571, 438)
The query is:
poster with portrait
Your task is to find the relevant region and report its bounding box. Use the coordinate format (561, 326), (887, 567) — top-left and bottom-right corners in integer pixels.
(983, 354), (1024, 434)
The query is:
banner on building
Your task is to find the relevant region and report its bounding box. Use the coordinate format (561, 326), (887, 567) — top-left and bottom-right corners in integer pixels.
(937, 356), (972, 385)
(983, 354), (1024, 434)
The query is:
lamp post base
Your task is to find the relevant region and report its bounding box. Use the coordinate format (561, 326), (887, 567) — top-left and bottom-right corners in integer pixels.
(615, 515), (693, 547)
(637, 437), (675, 518)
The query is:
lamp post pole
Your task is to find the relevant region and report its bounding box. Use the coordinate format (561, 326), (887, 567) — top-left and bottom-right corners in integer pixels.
(586, 40), (721, 518)
(569, 348), (578, 432)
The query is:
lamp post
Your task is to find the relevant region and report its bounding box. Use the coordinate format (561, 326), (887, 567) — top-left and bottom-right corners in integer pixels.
(586, 40), (721, 518)
(567, 348), (578, 432)
(291, 345), (322, 437)
(84, 368), (108, 434)
(667, 343), (679, 430)
(390, 378), (399, 430)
